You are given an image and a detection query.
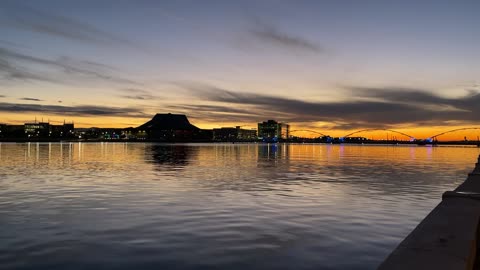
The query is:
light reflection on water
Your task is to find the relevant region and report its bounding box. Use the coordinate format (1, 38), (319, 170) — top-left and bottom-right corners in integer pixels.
(0, 143), (479, 270)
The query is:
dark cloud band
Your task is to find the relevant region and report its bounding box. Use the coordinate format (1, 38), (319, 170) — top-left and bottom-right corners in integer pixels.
(19, 97), (43, 101)
(250, 21), (322, 53)
(0, 102), (147, 118)
(178, 83), (480, 128)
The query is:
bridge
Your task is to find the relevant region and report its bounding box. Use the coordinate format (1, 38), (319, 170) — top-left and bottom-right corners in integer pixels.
(289, 130), (329, 137)
(429, 127), (480, 141)
(288, 127), (480, 143)
(290, 128), (416, 141)
(342, 129), (415, 141)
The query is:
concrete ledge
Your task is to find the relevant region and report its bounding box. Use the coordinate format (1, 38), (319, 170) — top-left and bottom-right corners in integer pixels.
(378, 155), (480, 270)
(443, 191), (480, 200)
(456, 175), (480, 192)
(378, 198), (480, 270)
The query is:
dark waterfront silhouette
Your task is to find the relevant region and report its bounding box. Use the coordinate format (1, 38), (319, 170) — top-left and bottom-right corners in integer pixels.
(1, 113), (479, 146)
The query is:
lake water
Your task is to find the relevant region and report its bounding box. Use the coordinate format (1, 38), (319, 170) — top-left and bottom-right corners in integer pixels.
(1, 143), (479, 270)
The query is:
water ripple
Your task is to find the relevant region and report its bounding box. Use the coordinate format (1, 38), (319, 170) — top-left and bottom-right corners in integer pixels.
(0, 143), (478, 269)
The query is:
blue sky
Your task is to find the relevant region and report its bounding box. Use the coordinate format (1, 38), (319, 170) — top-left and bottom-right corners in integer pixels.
(0, 0), (479, 133)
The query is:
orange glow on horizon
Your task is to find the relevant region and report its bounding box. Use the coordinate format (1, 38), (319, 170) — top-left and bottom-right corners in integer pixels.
(1, 112), (480, 141)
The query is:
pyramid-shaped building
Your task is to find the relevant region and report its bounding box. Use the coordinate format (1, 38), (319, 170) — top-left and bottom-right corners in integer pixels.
(138, 113), (200, 141)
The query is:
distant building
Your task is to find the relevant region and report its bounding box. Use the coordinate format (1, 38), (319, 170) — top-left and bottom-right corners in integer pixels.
(257, 120), (289, 142)
(76, 127), (127, 140)
(137, 113), (200, 141)
(24, 121), (75, 139)
(3, 125), (24, 138)
(76, 127), (101, 140)
(122, 127), (147, 140)
(237, 127), (257, 140)
(24, 122), (50, 137)
(50, 122), (75, 138)
(213, 126), (257, 141)
(101, 129), (123, 140)
(0, 124), (6, 138)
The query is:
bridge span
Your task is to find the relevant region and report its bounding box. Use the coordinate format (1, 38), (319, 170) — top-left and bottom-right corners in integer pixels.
(289, 130), (328, 137)
(342, 129), (415, 141)
(429, 127), (480, 140)
(288, 127), (480, 144)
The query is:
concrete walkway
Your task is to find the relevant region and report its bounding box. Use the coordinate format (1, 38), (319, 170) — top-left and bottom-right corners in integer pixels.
(378, 155), (480, 270)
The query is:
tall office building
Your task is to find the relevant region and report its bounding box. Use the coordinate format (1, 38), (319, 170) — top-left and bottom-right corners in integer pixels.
(257, 120), (289, 142)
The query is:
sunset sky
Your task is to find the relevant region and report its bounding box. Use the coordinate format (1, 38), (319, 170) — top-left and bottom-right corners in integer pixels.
(1, 0), (479, 139)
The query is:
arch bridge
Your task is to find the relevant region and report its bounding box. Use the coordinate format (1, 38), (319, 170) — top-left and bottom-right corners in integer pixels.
(289, 130), (329, 137)
(342, 129), (415, 141)
(429, 127), (480, 140)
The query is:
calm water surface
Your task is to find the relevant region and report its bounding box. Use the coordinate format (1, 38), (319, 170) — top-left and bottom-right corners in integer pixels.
(1, 143), (479, 270)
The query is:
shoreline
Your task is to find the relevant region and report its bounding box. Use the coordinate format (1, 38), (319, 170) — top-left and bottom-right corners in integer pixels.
(0, 140), (479, 147)
(378, 155), (480, 269)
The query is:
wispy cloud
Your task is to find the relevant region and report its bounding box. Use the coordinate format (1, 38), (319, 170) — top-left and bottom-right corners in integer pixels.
(0, 3), (134, 47)
(178, 83), (480, 128)
(250, 21), (322, 53)
(19, 97), (43, 101)
(0, 102), (148, 118)
(0, 47), (139, 85)
(0, 53), (53, 82)
(118, 88), (156, 100)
